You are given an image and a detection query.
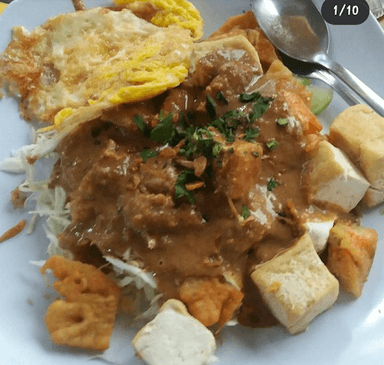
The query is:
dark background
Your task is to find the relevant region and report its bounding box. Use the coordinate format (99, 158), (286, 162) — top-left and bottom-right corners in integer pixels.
(1, 1), (13, 4)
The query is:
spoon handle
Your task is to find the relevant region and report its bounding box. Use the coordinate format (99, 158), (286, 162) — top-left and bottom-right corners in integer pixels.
(316, 55), (384, 117)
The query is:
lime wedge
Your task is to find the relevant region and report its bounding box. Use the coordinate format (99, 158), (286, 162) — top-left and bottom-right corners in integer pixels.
(298, 77), (311, 86)
(307, 84), (334, 115)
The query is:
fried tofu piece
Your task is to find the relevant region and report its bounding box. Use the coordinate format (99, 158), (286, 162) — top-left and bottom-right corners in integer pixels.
(209, 11), (279, 71)
(41, 255), (121, 351)
(191, 35), (263, 77)
(327, 222), (378, 297)
(214, 139), (263, 200)
(329, 104), (384, 207)
(251, 234), (339, 334)
(179, 277), (244, 327)
(304, 140), (369, 213)
(132, 299), (216, 365)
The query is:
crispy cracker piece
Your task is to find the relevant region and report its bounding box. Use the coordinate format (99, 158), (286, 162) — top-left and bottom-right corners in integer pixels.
(0, 219), (27, 243)
(327, 222), (378, 297)
(41, 256), (121, 351)
(179, 277), (243, 327)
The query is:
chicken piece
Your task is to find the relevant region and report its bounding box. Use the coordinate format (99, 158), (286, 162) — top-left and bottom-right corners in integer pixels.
(179, 277), (244, 327)
(41, 255), (121, 350)
(327, 222), (378, 297)
(214, 139), (263, 200)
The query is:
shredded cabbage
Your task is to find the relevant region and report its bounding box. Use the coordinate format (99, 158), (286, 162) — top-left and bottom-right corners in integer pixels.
(0, 123), (160, 316)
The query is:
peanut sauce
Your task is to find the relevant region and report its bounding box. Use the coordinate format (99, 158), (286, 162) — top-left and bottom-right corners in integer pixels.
(51, 47), (313, 327)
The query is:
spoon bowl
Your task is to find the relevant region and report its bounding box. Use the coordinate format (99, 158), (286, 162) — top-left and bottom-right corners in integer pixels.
(252, 0), (384, 116)
(254, 0), (329, 62)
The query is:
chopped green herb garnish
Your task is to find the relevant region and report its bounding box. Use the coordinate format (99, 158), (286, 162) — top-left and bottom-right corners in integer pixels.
(134, 115), (148, 135)
(140, 149), (158, 162)
(210, 110), (245, 143)
(150, 111), (175, 143)
(241, 205), (251, 219)
(175, 170), (197, 204)
(228, 147), (234, 154)
(206, 94), (217, 119)
(252, 152), (259, 157)
(252, 97), (271, 120)
(239, 92), (261, 103)
(249, 96), (271, 124)
(178, 125), (221, 159)
(266, 139), (279, 151)
(216, 91), (229, 105)
(277, 118), (288, 126)
(212, 143), (222, 157)
(244, 127), (259, 142)
(267, 178), (278, 191)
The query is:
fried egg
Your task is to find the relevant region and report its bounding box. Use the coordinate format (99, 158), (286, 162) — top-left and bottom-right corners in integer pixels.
(114, 0), (204, 39)
(0, 6), (197, 125)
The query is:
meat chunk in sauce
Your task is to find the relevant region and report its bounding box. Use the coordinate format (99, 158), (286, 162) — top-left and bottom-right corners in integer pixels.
(214, 139), (263, 200)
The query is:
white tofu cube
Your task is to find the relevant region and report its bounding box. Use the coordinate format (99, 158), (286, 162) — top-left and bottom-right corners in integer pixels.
(304, 219), (335, 253)
(305, 140), (369, 212)
(132, 299), (216, 365)
(251, 233), (339, 334)
(329, 104), (384, 207)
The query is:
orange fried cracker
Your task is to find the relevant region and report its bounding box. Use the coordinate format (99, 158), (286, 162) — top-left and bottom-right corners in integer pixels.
(179, 277), (243, 328)
(41, 255), (121, 351)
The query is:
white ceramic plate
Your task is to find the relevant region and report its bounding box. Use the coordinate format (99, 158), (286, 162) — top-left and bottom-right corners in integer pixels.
(1, 1), (384, 364)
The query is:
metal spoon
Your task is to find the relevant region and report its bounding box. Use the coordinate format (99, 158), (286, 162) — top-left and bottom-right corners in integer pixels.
(252, 0), (384, 116)
(280, 53), (362, 107)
